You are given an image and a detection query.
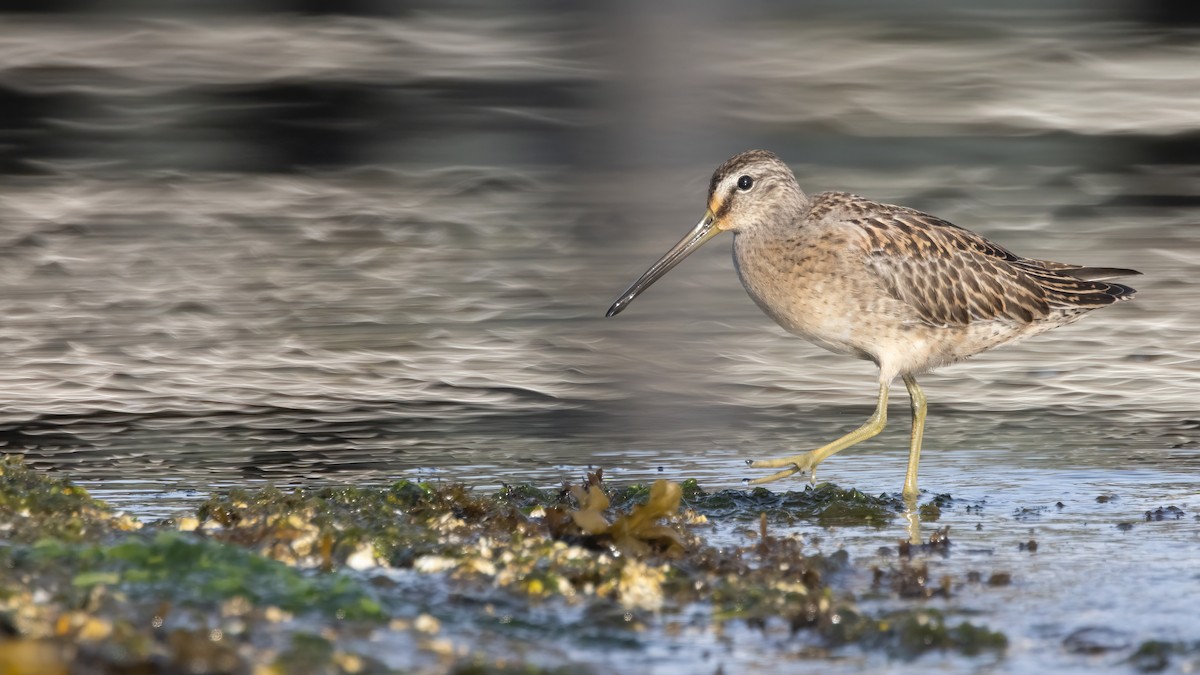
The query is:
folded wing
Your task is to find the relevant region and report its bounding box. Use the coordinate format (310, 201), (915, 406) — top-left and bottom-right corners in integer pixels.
(843, 199), (1139, 328)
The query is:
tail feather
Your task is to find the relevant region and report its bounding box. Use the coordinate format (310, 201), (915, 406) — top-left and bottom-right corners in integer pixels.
(1061, 266), (1142, 281)
(1017, 262), (1139, 308)
(1064, 267), (1139, 305)
(1073, 281), (1138, 306)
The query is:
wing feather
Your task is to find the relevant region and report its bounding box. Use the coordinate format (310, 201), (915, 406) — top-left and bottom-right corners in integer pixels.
(833, 196), (1138, 328)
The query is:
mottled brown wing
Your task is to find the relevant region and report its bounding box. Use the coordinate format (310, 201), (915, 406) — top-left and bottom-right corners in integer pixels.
(846, 200), (1135, 327)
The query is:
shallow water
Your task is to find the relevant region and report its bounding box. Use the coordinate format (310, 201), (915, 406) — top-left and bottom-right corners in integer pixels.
(0, 3), (1198, 672)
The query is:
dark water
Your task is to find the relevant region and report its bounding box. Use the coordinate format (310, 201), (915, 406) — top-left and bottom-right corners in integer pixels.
(1, 3), (1198, 672)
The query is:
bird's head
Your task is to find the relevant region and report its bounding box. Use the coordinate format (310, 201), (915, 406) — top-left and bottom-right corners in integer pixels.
(606, 150), (805, 317)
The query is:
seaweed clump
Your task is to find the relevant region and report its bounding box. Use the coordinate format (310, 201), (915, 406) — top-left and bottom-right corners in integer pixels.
(0, 456), (139, 543)
(681, 482), (903, 527)
(0, 457), (1009, 672)
(0, 456), (385, 674)
(872, 608), (1008, 659)
(1126, 640), (1200, 672)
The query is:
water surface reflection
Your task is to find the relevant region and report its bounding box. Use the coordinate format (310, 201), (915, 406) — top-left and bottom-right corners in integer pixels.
(0, 5), (1197, 672)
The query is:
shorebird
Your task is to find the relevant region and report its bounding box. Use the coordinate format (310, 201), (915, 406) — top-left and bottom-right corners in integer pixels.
(606, 150), (1139, 498)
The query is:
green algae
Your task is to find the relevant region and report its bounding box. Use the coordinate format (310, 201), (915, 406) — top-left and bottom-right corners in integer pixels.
(680, 482), (903, 526)
(1128, 640), (1173, 672)
(0, 456), (1009, 673)
(0, 455), (137, 543)
(450, 663), (582, 675)
(1126, 639), (1200, 673)
(577, 475), (901, 528)
(196, 481), (457, 568)
(33, 531), (384, 620)
(494, 483), (561, 511)
(873, 608), (1008, 659)
(274, 632), (393, 674)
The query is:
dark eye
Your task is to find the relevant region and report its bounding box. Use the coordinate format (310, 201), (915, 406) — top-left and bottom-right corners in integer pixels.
(737, 175), (754, 191)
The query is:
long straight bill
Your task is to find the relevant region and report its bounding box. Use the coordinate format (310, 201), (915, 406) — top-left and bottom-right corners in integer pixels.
(606, 210), (720, 317)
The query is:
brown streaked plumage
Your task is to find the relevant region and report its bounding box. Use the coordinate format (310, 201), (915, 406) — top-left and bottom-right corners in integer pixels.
(606, 149), (1139, 499)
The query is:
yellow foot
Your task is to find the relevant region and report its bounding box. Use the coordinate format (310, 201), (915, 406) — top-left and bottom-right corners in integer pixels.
(742, 383), (890, 488)
(744, 451), (821, 486)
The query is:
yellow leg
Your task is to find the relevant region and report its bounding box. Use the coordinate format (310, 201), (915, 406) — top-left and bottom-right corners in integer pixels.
(903, 492), (921, 545)
(901, 374), (926, 500)
(746, 382), (889, 486)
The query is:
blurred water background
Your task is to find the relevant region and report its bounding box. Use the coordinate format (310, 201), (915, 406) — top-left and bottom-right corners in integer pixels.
(1, 1), (1199, 671)
(1, 0), (1195, 497)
